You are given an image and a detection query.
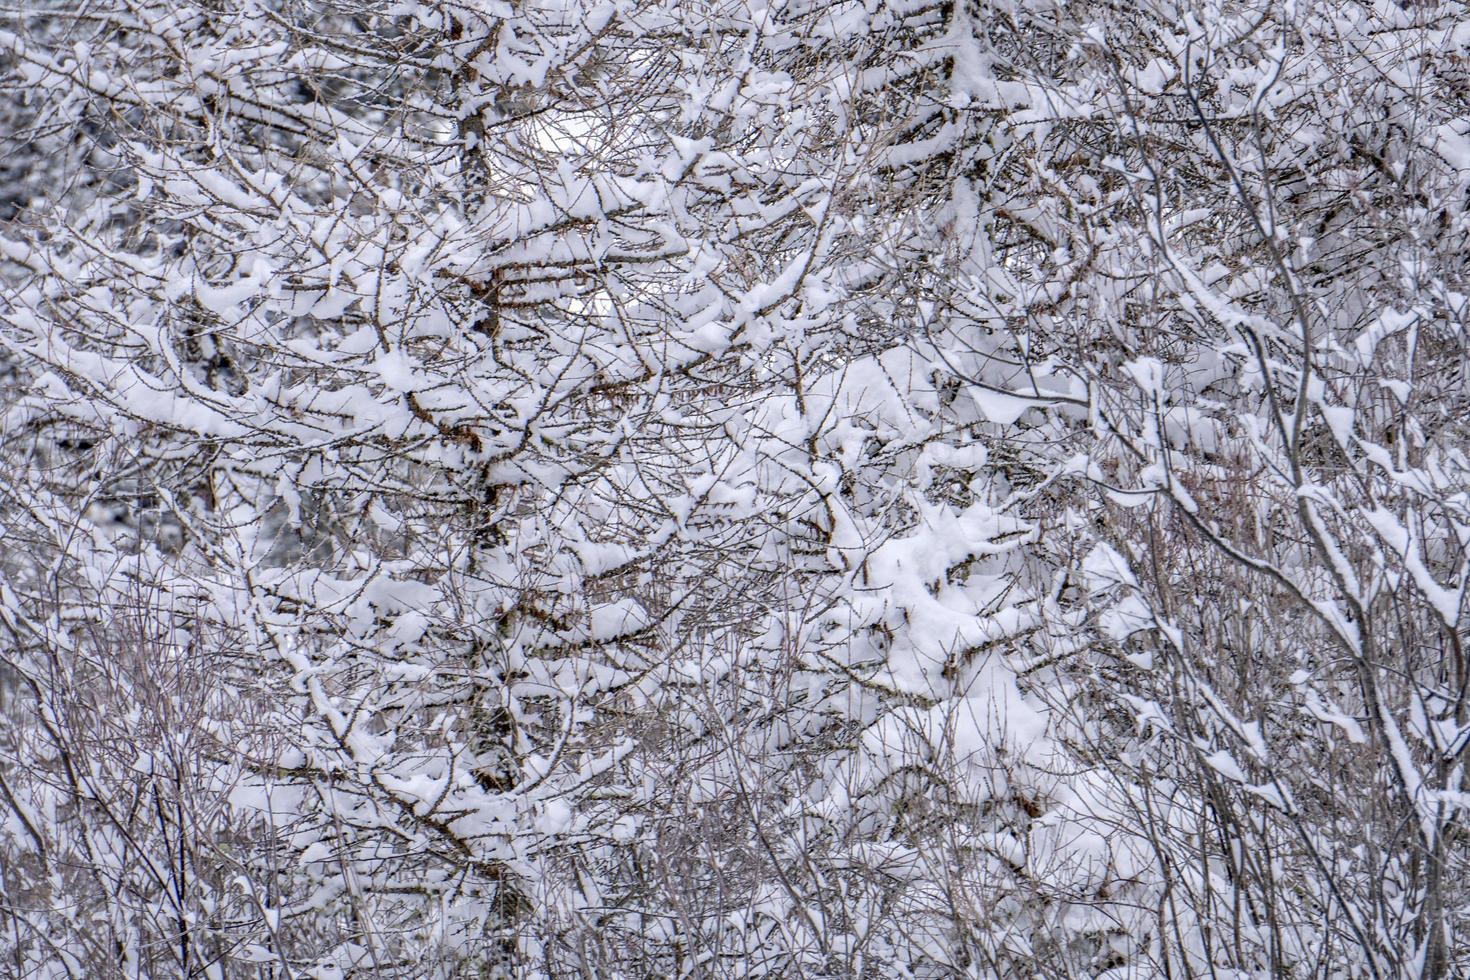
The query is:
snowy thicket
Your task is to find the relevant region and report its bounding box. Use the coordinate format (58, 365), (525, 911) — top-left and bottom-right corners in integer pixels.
(0, 1), (1467, 977)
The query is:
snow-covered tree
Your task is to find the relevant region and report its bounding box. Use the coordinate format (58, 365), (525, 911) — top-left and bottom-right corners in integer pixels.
(0, 0), (1466, 977)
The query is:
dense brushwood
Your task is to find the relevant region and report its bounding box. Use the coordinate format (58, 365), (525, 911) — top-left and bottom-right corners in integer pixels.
(0, 1), (1467, 977)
